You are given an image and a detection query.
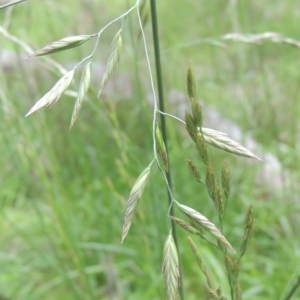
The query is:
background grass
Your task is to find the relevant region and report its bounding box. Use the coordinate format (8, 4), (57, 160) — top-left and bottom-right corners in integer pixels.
(1, 0), (300, 299)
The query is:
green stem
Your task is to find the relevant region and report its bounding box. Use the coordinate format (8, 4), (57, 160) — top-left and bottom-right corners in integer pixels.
(282, 276), (300, 300)
(149, 1), (184, 299)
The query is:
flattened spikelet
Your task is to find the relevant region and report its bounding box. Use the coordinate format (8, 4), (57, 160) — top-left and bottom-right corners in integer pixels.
(26, 70), (74, 116)
(201, 127), (261, 160)
(27, 35), (91, 57)
(162, 235), (180, 300)
(121, 164), (151, 243)
(70, 61), (91, 128)
(98, 29), (123, 97)
(177, 203), (235, 253)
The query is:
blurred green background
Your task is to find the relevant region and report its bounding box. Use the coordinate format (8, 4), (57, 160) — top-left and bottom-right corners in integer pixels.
(1, 0), (300, 299)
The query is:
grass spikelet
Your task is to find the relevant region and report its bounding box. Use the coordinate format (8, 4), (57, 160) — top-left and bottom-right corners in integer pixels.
(201, 127), (261, 160)
(177, 203), (235, 253)
(121, 163), (151, 243)
(98, 29), (123, 97)
(70, 61), (91, 128)
(239, 204), (255, 259)
(235, 280), (242, 300)
(187, 65), (197, 99)
(221, 162), (231, 201)
(162, 235), (180, 300)
(187, 236), (214, 288)
(170, 216), (200, 235)
(26, 69), (74, 116)
(186, 158), (201, 183)
(191, 98), (203, 128)
(215, 185), (224, 219)
(185, 111), (197, 142)
(196, 132), (209, 165)
(155, 122), (168, 171)
(27, 35), (91, 57)
(206, 287), (219, 299)
(205, 163), (216, 201)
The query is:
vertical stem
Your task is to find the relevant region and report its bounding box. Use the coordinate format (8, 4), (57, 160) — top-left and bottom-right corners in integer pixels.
(149, 1), (184, 299)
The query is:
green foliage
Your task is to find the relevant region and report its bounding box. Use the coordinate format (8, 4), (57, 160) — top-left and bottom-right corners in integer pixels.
(1, 0), (300, 299)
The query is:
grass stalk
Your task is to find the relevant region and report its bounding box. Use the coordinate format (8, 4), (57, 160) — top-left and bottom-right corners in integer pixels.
(149, 1), (184, 299)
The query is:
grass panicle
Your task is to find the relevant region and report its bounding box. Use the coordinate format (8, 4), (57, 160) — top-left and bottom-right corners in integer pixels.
(27, 35), (91, 57)
(121, 163), (151, 243)
(98, 29), (123, 97)
(177, 202), (235, 253)
(162, 235), (180, 300)
(70, 61), (92, 128)
(26, 69), (74, 116)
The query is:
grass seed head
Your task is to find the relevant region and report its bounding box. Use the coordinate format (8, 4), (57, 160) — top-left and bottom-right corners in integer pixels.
(155, 122), (168, 171)
(70, 61), (92, 128)
(191, 98), (203, 128)
(196, 132), (209, 165)
(187, 65), (197, 99)
(170, 216), (200, 235)
(205, 163), (216, 202)
(121, 164), (151, 243)
(186, 158), (201, 183)
(221, 162), (231, 200)
(98, 29), (123, 97)
(177, 203), (235, 253)
(162, 235), (180, 300)
(27, 35), (91, 57)
(26, 69), (74, 116)
(185, 111), (197, 142)
(201, 128), (262, 160)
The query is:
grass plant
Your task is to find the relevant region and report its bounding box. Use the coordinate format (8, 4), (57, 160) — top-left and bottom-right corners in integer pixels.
(1, 0), (300, 299)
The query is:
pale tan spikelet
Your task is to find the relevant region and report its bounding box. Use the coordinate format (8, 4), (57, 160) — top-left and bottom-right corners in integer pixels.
(70, 61), (91, 128)
(201, 127), (262, 160)
(170, 216), (200, 235)
(121, 164), (151, 243)
(26, 69), (74, 116)
(162, 235), (180, 300)
(27, 35), (91, 57)
(98, 29), (123, 97)
(177, 203), (235, 253)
